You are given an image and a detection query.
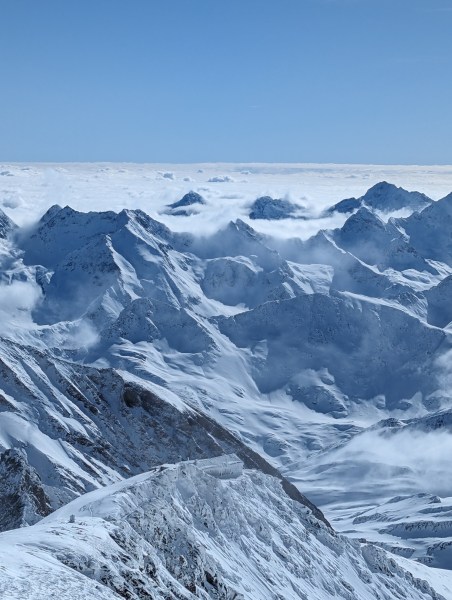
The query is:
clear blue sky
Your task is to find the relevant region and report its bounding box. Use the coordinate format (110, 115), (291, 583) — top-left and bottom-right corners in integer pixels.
(1, 0), (451, 163)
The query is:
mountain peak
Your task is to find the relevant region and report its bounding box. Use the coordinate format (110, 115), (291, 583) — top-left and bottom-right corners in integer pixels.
(22, 206), (173, 267)
(38, 204), (64, 225)
(436, 190), (452, 212)
(341, 206), (385, 233)
(365, 180), (395, 193)
(361, 181), (432, 212)
(168, 190), (205, 210)
(163, 191), (206, 216)
(249, 196), (300, 220)
(326, 181), (432, 215)
(224, 218), (259, 238)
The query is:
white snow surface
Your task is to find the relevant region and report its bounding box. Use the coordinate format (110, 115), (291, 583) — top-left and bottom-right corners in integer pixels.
(1, 458), (451, 600)
(2, 164), (452, 596)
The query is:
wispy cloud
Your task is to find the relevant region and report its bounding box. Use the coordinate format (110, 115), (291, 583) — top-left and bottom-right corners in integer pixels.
(0, 280), (42, 337)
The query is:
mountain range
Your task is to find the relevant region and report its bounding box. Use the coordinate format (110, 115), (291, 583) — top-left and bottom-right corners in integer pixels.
(2, 178), (452, 598)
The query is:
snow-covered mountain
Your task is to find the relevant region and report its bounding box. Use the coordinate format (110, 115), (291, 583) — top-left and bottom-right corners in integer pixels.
(1, 455), (451, 600)
(163, 191), (206, 216)
(0, 333), (326, 532)
(332, 207), (435, 273)
(2, 173), (452, 596)
(400, 192), (452, 265)
(327, 181), (433, 215)
(248, 196), (303, 220)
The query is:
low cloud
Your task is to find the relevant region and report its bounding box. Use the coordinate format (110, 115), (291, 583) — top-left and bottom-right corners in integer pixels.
(330, 427), (452, 497)
(0, 280), (42, 337)
(432, 348), (452, 399)
(2, 163), (452, 234)
(61, 319), (100, 351)
(1, 193), (22, 209)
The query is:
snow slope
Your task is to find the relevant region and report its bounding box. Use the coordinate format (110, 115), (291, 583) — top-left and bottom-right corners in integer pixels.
(0, 457), (450, 600)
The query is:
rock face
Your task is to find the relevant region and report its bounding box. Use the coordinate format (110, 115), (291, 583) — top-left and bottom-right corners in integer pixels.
(0, 449), (52, 531)
(327, 181), (432, 215)
(0, 208), (16, 238)
(426, 275), (452, 327)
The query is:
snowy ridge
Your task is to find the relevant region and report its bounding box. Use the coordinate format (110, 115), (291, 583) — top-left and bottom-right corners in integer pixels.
(327, 181), (433, 215)
(0, 334), (328, 531)
(0, 458), (450, 600)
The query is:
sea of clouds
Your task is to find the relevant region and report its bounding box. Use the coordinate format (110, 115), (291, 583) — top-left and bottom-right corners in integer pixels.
(2, 163), (452, 239)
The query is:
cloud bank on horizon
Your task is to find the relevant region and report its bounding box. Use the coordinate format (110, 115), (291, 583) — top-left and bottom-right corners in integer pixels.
(2, 163), (452, 238)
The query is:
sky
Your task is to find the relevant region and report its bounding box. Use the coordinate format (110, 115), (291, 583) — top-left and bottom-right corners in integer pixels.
(0, 0), (451, 164)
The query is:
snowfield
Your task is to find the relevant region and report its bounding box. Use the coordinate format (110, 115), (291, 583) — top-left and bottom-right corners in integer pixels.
(2, 163), (452, 597)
